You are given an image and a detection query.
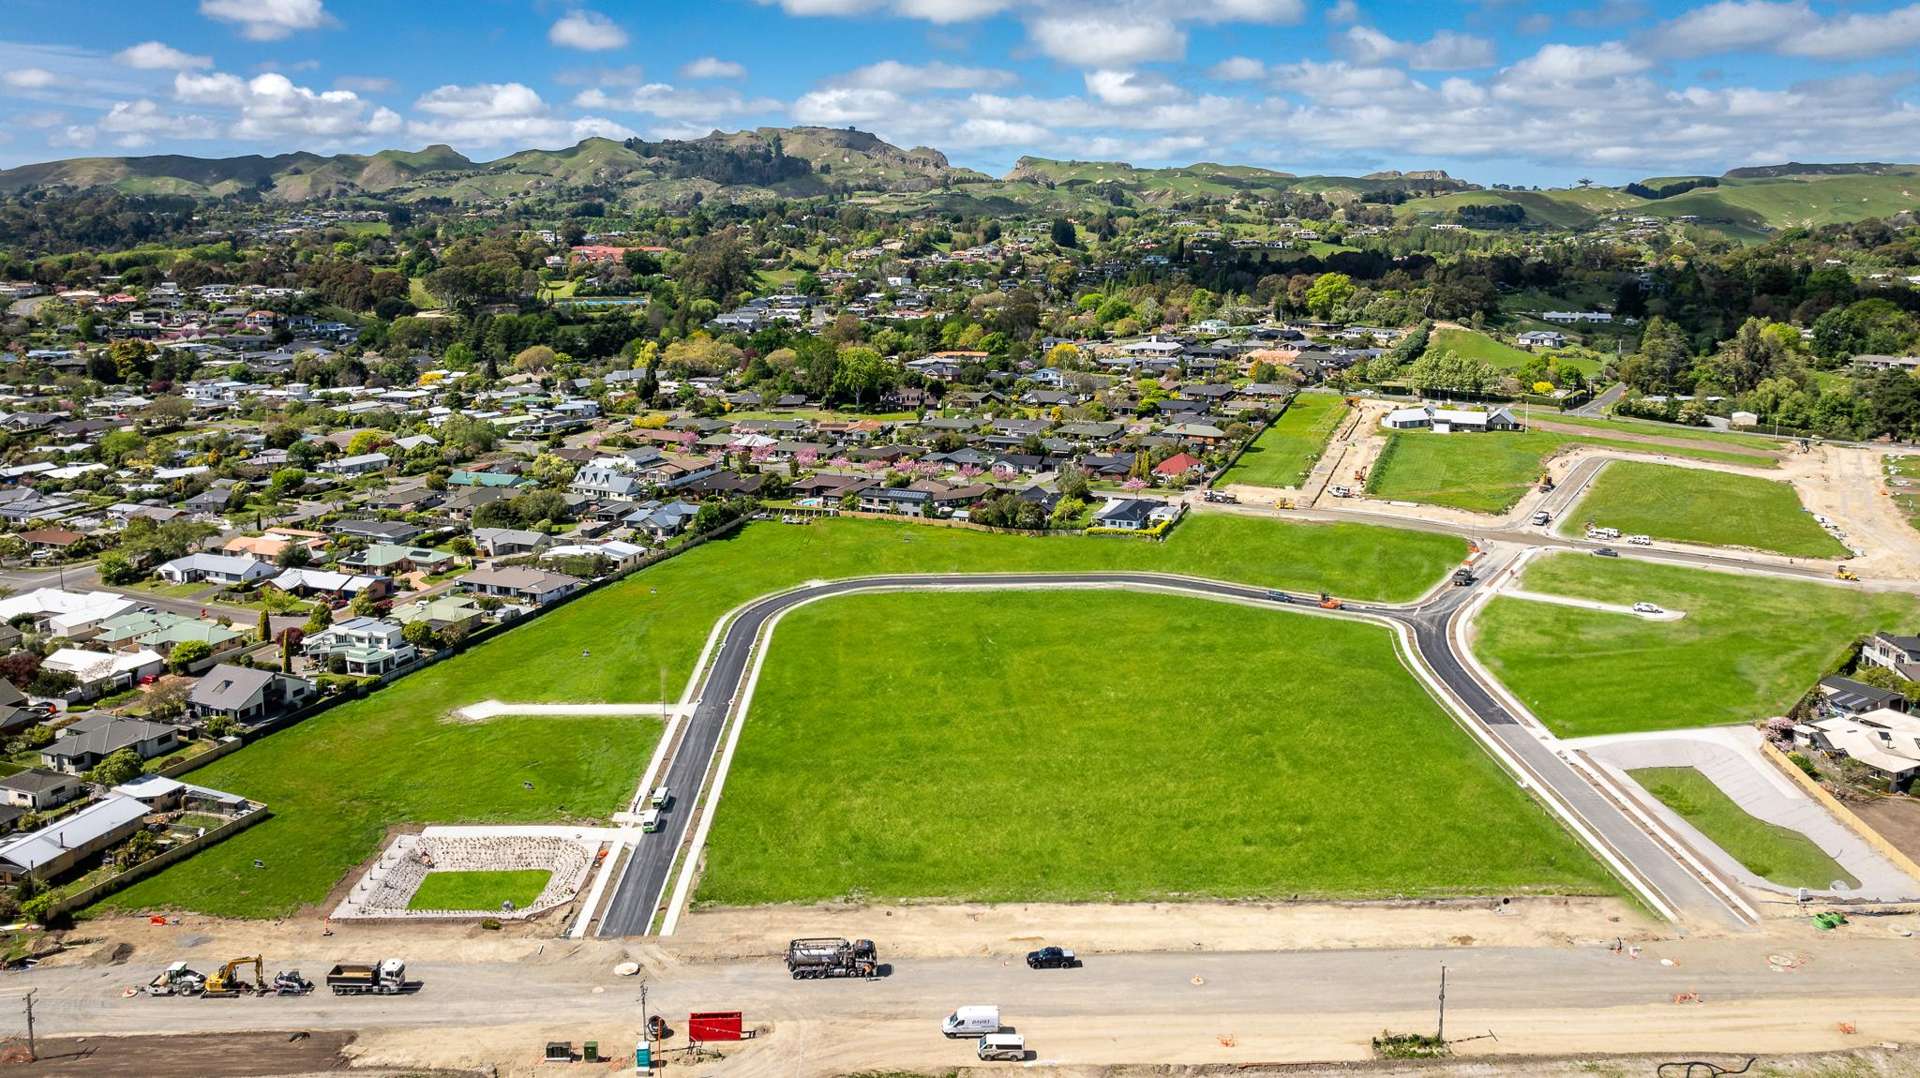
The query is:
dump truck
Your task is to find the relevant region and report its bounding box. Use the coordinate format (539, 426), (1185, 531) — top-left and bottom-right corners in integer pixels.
(326, 958), (409, 995)
(785, 938), (879, 980)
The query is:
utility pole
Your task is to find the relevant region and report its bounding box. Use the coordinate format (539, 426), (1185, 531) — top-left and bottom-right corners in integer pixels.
(1435, 965), (1447, 1043)
(639, 981), (650, 1039)
(22, 988), (36, 1062)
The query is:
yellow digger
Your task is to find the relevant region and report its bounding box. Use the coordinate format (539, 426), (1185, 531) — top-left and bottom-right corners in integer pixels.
(202, 956), (265, 998)
(1836, 567), (1860, 582)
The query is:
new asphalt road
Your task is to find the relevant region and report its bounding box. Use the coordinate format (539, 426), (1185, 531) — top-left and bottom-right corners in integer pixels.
(594, 566), (1753, 937)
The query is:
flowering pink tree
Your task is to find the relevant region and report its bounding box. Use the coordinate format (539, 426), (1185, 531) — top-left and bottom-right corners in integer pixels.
(795, 448), (820, 469)
(1122, 477), (1148, 491)
(750, 443), (774, 464)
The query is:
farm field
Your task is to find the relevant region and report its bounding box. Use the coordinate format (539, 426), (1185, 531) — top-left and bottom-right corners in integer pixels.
(1367, 429), (1778, 514)
(1565, 461), (1848, 558)
(1629, 767), (1858, 890)
(106, 515), (1466, 918)
(1218, 393), (1349, 488)
(1475, 554), (1920, 738)
(697, 590), (1615, 906)
(408, 869), (552, 911)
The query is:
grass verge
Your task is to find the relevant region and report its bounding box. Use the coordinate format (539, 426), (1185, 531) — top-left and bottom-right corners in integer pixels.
(696, 590), (1615, 906)
(1474, 554), (1920, 737)
(1630, 767), (1858, 890)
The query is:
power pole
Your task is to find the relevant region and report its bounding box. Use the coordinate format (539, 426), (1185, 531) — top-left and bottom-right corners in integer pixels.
(22, 988), (36, 1062)
(1435, 965), (1447, 1043)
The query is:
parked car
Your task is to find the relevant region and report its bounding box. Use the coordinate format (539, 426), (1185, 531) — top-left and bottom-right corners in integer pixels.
(1530, 510), (1551, 526)
(1592, 547), (1619, 557)
(1025, 946), (1080, 969)
(977, 1033), (1026, 1062)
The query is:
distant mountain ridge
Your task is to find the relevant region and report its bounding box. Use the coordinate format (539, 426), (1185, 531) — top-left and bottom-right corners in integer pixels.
(0, 131), (1914, 239)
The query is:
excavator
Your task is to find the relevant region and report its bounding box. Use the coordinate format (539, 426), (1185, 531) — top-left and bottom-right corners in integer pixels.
(1836, 567), (1860, 582)
(1318, 592), (1343, 610)
(202, 955), (265, 998)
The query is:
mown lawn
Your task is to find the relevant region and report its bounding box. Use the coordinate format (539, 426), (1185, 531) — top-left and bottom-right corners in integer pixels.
(698, 591), (1615, 906)
(1630, 767), (1857, 890)
(1475, 554), (1920, 738)
(408, 869), (551, 911)
(1566, 461), (1847, 558)
(1218, 393), (1349, 489)
(1367, 429), (1780, 514)
(105, 515), (1466, 918)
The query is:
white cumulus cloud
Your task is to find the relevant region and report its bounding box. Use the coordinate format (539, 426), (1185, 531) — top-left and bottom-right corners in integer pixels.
(116, 41), (213, 71)
(831, 60), (1017, 91)
(550, 10), (630, 51)
(199, 0), (332, 41)
(2, 68), (58, 90)
(681, 57), (748, 80)
(1343, 26), (1496, 70)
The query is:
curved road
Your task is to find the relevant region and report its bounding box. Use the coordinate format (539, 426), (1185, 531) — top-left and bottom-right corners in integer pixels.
(595, 567), (1750, 937)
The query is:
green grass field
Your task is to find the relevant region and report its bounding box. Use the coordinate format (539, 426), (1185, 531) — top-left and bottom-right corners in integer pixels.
(1567, 462), (1848, 558)
(106, 515), (1466, 918)
(1475, 554), (1920, 738)
(1630, 768), (1857, 890)
(698, 591), (1615, 906)
(1218, 393), (1349, 489)
(1367, 429), (1779, 514)
(1428, 328), (1604, 377)
(1548, 414), (1784, 452)
(408, 869), (551, 911)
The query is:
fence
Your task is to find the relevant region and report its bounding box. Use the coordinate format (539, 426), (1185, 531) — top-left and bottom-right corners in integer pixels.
(51, 804), (270, 916)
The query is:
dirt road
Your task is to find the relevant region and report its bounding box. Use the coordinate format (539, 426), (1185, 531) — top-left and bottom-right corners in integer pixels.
(17, 918), (1920, 1076)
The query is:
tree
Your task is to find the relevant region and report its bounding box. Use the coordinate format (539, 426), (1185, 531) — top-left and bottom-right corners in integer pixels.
(1304, 273), (1356, 319)
(87, 748), (144, 787)
(304, 605), (333, 635)
(167, 639), (213, 673)
(1619, 316), (1691, 394)
(828, 346), (896, 408)
(96, 551), (141, 586)
(1404, 349), (1498, 394)
(401, 620), (436, 651)
(256, 608), (272, 643)
(513, 345), (558, 373)
(1050, 218), (1078, 248)
(203, 712), (237, 738)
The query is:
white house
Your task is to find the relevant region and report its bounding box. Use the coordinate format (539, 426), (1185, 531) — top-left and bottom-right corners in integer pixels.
(156, 552), (276, 586)
(1383, 404), (1519, 433)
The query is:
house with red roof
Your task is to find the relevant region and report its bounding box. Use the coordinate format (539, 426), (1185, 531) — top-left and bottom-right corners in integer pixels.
(1153, 452), (1205, 478)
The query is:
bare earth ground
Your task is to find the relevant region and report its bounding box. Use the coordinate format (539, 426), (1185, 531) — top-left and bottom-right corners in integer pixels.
(1845, 796), (1920, 865)
(669, 895), (1659, 960)
(5, 1030), (358, 1076)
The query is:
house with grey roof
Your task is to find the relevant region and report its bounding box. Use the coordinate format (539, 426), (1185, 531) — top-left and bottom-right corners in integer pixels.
(155, 552), (276, 587)
(188, 664), (316, 725)
(41, 715), (185, 775)
(0, 794), (149, 882)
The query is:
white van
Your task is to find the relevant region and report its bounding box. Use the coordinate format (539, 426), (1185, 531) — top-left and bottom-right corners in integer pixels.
(649, 785), (671, 809)
(942, 1004), (1000, 1038)
(639, 809), (662, 833)
(977, 1033), (1025, 1061)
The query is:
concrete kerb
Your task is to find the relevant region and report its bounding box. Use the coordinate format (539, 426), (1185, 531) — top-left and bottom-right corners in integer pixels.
(650, 572), (1588, 936)
(1453, 551), (1761, 925)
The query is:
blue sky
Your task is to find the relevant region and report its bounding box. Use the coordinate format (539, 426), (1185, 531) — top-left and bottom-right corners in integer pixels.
(2, 0), (1919, 186)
